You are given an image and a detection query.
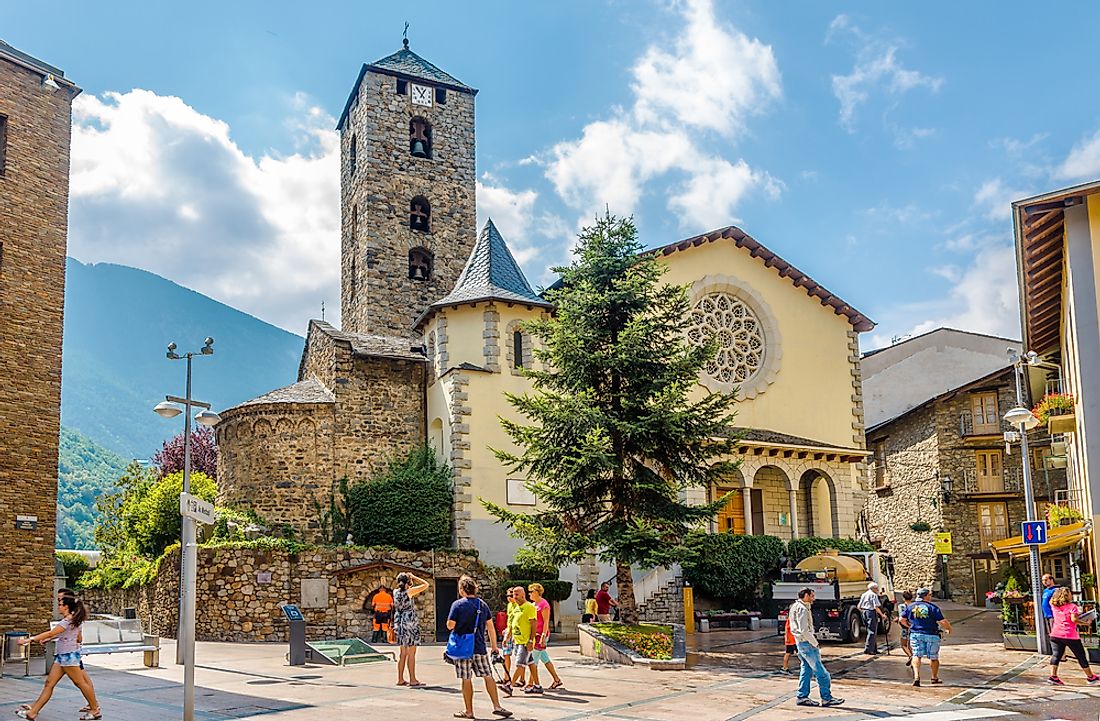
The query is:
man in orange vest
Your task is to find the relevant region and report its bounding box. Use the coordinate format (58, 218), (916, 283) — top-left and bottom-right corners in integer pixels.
(372, 586), (395, 644)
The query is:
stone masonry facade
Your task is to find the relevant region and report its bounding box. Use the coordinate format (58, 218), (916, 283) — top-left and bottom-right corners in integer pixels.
(340, 65), (477, 339)
(80, 547), (489, 644)
(0, 47), (79, 634)
(863, 369), (1067, 605)
(217, 321), (426, 541)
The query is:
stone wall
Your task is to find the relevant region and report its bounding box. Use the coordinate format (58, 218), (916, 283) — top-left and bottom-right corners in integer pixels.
(862, 405), (942, 593)
(81, 547), (489, 643)
(216, 404), (337, 539)
(0, 49), (78, 633)
(341, 65), (477, 338)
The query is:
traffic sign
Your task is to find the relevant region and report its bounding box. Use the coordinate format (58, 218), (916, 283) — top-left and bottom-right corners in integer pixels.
(934, 532), (953, 555)
(180, 492), (215, 525)
(1022, 520), (1048, 545)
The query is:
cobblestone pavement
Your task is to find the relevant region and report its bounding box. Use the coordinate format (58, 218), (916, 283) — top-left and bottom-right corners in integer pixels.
(0, 604), (1095, 720)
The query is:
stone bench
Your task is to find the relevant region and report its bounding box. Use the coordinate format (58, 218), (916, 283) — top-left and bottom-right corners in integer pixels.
(695, 612), (761, 631)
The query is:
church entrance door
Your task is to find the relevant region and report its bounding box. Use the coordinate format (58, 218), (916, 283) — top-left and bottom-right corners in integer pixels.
(435, 578), (459, 642)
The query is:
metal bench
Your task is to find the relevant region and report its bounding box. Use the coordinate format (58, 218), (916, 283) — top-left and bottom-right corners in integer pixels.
(44, 619), (160, 670)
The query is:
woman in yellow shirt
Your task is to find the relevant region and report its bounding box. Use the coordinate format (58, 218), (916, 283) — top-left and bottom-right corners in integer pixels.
(583, 590), (598, 623)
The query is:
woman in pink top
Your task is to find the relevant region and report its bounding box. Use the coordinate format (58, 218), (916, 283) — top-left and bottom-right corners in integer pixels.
(16, 596), (101, 719)
(525, 583), (564, 692)
(1047, 587), (1100, 686)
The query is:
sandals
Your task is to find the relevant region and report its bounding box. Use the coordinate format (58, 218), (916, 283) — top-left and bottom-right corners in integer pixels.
(396, 680), (409, 686)
(549, 680), (565, 690)
(453, 713), (475, 719)
(493, 710), (514, 718)
(80, 712), (103, 721)
(408, 682), (427, 688)
(15, 709), (37, 720)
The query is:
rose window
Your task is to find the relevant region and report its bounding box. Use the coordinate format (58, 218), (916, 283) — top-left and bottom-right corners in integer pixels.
(687, 292), (766, 384)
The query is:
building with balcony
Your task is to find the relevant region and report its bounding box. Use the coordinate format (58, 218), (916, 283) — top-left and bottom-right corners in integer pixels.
(1014, 180), (1100, 600)
(860, 329), (1068, 606)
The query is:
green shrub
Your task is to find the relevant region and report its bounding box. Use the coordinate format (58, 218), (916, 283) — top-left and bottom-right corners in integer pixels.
(77, 548), (170, 591)
(682, 533), (785, 603)
(129, 471), (217, 556)
(507, 546), (560, 580)
(348, 446), (452, 550)
(210, 506), (267, 542)
(56, 551), (90, 587)
(786, 536), (874, 563)
(501, 579), (574, 602)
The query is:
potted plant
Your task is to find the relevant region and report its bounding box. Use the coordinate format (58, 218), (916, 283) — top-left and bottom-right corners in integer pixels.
(1033, 393), (1076, 434)
(1082, 572), (1097, 600)
(1046, 504), (1084, 527)
(909, 521), (932, 533)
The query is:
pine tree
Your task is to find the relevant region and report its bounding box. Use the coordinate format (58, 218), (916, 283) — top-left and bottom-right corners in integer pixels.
(485, 214), (740, 624)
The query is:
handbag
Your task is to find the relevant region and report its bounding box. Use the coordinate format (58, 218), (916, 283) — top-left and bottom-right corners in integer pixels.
(446, 599), (483, 660)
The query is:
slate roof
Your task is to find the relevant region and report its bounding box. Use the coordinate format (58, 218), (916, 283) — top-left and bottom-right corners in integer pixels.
(724, 427), (866, 453)
(367, 42), (474, 93)
(227, 378), (335, 412)
(337, 41), (476, 130)
(308, 320), (427, 362)
(415, 219), (552, 328)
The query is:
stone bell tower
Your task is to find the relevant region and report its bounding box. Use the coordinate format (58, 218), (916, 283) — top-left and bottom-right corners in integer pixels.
(337, 39), (477, 338)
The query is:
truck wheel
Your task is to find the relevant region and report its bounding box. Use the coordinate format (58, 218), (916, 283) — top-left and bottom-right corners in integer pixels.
(845, 610), (862, 644)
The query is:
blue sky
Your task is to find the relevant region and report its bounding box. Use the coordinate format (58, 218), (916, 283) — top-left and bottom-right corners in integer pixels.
(5, 0), (1100, 348)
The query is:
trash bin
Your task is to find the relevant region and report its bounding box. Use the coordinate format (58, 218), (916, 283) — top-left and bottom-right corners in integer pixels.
(4, 632), (28, 661)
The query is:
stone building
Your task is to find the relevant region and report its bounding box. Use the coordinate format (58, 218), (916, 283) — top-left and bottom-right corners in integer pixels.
(862, 330), (1068, 606)
(0, 40), (80, 634)
(217, 39), (875, 624)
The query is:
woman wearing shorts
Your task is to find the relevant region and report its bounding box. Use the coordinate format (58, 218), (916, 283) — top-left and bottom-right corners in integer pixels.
(393, 571), (430, 688)
(1047, 587), (1100, 686)
(897, 591), (914, 667)
(16, 596), (101, 720)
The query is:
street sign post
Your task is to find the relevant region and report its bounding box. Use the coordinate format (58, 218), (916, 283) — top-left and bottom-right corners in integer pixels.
(180, 492), (215, 525)
(1022, 520), (1048, 545)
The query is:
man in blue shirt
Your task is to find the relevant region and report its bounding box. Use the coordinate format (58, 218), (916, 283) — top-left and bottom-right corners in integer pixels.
(1041, 574), (1057, 626)
(900, 588), (953, 687)
(447, 575), (513, 719)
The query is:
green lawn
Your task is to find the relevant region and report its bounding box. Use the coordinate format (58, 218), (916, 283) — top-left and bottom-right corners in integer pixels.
(592, 622), (674, 660)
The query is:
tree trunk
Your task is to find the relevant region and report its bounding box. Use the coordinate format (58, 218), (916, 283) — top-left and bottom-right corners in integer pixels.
(616, 561), (638, 625)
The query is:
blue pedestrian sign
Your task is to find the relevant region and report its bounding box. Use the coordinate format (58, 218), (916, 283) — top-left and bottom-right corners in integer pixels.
(1022, 520), (1048, 545)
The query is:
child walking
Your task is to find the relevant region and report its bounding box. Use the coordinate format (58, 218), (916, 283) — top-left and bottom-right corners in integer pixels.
(16, 596), (101, 720)
(781, 614), (797, 675)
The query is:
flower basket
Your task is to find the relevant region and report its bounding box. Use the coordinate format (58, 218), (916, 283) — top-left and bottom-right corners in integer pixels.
(909, 521), (932, 533)
(1033, 393), (1075, 433)
(1049, 413), (1077, 434)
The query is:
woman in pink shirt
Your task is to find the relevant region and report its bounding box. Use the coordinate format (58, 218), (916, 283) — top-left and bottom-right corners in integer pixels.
(1047, 587), (1100, 686)
(16, 596), (101, 719)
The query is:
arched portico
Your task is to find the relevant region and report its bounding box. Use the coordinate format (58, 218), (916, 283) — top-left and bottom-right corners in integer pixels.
(799, 468), (839, 538)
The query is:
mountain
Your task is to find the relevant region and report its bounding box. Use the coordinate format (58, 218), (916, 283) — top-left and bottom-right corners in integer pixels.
(57, 426), (130, 549)
(61, 258), (305, 459)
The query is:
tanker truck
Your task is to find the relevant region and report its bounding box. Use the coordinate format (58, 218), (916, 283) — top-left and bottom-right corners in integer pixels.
(773, 550), (894, 643)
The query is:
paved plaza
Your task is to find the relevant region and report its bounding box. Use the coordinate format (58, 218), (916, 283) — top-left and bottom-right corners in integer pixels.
(1, 605), (1096, 721)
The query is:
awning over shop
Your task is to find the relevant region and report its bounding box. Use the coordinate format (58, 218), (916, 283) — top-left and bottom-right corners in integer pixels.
(990, 521), (1091, 560)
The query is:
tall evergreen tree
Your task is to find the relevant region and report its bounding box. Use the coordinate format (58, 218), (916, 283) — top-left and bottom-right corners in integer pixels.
(485, 214), (740, 623)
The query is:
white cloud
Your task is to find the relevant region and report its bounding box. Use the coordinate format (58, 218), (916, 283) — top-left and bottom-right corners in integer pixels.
(828, 16), (943, 133)
(907, 244), (1021, 339)
(973, 177), (1028, 221)
(70, 89), (340, 333)
(1056, 127), (1100, 180)
(476, 175), (541, 265)
(863, 202), (934, 225)
(540, 0), (782, 230)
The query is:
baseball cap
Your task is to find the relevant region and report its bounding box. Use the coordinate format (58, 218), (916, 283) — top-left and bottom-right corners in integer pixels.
(916, 587), (932, 598)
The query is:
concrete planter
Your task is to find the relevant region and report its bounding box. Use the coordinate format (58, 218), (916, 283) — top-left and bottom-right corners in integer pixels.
(577, 623), (687, 670)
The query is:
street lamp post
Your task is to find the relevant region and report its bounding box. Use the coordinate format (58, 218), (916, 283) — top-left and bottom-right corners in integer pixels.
(153, 338), (220, 721)
(1005, 350), (1047, 656)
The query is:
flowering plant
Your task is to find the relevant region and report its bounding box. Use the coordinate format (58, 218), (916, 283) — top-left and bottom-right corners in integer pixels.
(620, 631), (673, 660)
(1032, 393), (1075, 424)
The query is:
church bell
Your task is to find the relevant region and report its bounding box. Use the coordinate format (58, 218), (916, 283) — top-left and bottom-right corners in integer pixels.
(411, 140), (428, 158)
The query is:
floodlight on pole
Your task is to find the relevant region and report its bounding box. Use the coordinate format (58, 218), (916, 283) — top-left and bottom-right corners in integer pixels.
(154, 338), (217, 721)
(1004, 406), (1040, 430)
(154, 401), (182, 419)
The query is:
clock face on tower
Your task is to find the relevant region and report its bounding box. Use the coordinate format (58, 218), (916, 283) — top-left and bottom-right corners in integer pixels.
(411, 83), (433, 107)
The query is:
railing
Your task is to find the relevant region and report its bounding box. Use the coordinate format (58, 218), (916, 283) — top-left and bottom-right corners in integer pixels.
(1054, 488), (1086, 511)
(958, 411), (1009, 437)
(960, 467), (1023, 495)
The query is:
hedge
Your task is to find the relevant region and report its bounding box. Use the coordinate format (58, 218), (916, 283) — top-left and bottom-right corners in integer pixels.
(682, 532), (785, 603)
(348, 446), (452, 550)
(56, 551), (90, 588)
(786, 536), (873, 563)
(500, 579), (574, 602)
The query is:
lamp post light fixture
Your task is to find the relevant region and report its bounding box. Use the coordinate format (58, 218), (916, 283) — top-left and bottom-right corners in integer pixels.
(1005, 349), (1048, 656)
(939, 474), (954, 504)
(152, 338), (219, 721)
